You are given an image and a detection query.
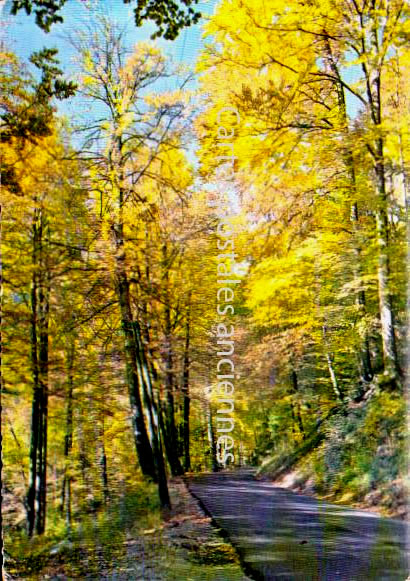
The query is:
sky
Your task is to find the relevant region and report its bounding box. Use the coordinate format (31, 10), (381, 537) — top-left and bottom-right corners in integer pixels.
(2, 0), (216, 60)
(2, 0), (217, 111)
(1, 0), (220, 168)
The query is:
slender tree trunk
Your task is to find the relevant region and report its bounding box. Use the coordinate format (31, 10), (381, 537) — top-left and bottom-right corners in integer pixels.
(27, 276), (40, 536)
(138, 289), (171, 507)
(61, 340), (74, 526)
(36, 269), (49, 535)
(290, 371), (305, 439)
(350, 200), (373, 385)
(134, 319), (170, 508)
(206, 400), (218, 472)
(374, 142), (400, 379)
(161, 244), (183, 476)
(324, 39), (373, 385)
(77, 410), (89, 502)
(27, 209), (49, 536)
(363, 36), (400, 379)
(322, 325), (344, 403)
(182, 301), (191, 472)
(99, 419), (109, 505)
(116, 271), (156, 479)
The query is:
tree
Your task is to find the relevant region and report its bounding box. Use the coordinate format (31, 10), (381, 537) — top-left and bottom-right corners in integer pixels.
(71, 15), (195, 505)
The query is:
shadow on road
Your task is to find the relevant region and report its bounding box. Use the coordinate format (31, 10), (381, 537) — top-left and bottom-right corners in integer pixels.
(188, 469), (409, 580)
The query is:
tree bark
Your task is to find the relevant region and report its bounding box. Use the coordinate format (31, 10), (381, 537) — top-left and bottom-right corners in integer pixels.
(27, 209), (49, 536)
(116, 268), (157, 480)
(350, 201), (373, 384)
(206, 399), (219, 472)
(134, 319), (170, 508)
(324, 40), (373, 385)
(322, 325), (344, 403)
(110, 176), (156, 479)
(374, 143), (400, 379)
(36, 269), (49, 535)
(161, 243), (183, 476)
(99, 419), (109, 505)
(182, 300), (191, 472)
(61, 340), (74, 526)
(27, 263), (40, 536)
(290, 371), (305, 440)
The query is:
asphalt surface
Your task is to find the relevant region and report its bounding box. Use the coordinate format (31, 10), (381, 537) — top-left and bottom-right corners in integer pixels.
(187, 469), (409, 581)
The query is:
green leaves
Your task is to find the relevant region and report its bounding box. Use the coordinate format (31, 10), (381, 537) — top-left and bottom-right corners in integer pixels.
(11, 0), (66, 33)
(131, 0), (201, 40)
(10, 0), (202, 39)
(1, 49), (75, 144)
(29, 48), (76, 102)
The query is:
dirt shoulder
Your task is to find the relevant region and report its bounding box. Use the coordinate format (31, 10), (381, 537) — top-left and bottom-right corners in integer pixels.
(265, 468), (408, 521)
(99, 477), (251, 580)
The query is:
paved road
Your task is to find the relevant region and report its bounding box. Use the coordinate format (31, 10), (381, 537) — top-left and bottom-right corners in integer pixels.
(187, 470), (409, 581)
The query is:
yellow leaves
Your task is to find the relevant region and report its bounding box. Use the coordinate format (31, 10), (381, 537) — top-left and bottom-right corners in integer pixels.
(2, 133), (62, 204)
(81, 75), (96, 88)
(82, 50), (94, 73)
(363, 393), (406, 437)
(246, 239), (318, 329)
(120, 42), (165, 85)
(144, 89), (188, 109)
(337, 275), (378, 300)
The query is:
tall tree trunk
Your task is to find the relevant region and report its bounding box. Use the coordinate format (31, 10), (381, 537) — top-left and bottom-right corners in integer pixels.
(36, 269), (49, 535)
(99, 419), (109, 505)
(27, 266), (40, 537)
(61, 340), (74, 526)
(161, 243), (183, 476)
(350, 200), (373, 385)
(182, 300), (191, 472)
(77, 409), (90, 503)
(27, 209), (49, 536)
(363, 29), (400, 380)
(138, 273), (171, 507)
(290, 371), (305, 439)
(134, 319), (170, 508)
(324, 39), (373, 385)
(374, 142), (400, 379)
(116, 269), (156, 479)
(113, 191), (156, 480)
(322, 325), (344, 403)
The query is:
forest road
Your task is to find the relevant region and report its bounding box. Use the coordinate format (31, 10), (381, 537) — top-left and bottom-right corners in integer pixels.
(187, 469), (409, 581)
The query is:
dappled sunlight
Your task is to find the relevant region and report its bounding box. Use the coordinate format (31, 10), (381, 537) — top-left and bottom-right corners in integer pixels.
(190, 472), (409, 580)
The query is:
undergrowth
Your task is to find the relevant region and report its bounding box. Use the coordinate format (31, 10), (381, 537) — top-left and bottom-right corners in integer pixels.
(258, 391), (408, 516)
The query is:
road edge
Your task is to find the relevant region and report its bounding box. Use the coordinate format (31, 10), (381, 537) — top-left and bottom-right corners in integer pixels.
(183, 475), (260, 581)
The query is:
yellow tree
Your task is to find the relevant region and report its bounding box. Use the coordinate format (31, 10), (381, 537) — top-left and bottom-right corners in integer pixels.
(197, 0), (408, 384)
(72, 15), (194, 505)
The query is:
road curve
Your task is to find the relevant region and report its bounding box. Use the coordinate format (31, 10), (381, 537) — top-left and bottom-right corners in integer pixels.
(187, 469), (409, 581)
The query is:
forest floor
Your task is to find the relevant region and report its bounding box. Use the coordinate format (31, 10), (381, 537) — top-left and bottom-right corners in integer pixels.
(7, 478), (250, 580)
